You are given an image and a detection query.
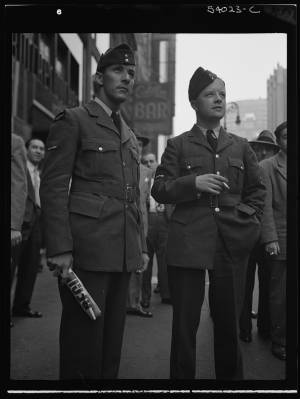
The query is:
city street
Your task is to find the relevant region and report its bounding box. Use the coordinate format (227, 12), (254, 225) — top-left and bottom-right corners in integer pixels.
(10, 263), (285, 384)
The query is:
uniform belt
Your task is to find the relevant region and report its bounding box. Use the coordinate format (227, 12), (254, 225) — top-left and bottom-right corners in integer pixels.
(71, 178), (138, 202)
(196, 193), (241, 208)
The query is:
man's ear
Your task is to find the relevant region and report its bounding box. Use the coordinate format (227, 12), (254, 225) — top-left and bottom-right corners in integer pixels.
(190, 100), (198, 112)
(94, 72), (104, 86)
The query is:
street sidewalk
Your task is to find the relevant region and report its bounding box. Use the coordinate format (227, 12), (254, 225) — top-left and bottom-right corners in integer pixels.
(10, 267), (285, 381)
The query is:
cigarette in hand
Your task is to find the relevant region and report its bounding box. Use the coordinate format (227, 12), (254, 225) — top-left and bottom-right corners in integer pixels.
(223, 182), (230, 190)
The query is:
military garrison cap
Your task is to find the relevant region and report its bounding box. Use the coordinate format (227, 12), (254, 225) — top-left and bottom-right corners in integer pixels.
(97, 43), (136, 71)
(188, 67), (220, 101)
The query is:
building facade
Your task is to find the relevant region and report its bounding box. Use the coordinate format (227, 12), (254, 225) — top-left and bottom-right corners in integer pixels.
(11, 33), (104, 143)
(267, 64), (287, 132)
(11, 33), (176, 160)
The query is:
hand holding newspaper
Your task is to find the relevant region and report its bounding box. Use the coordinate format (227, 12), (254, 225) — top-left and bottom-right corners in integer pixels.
(62, 269), (102, 320)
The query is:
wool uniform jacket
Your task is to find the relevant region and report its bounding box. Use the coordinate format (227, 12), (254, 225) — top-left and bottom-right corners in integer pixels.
(139, 163), (152, 236)
(260, 151), (286, 260)
(11, 133), (28, 232)
(151, 124), (266, 269)
(40, 100), (147, 272)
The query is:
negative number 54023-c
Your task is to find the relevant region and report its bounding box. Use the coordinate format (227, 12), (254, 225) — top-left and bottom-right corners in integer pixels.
(207, 5), (261, 14)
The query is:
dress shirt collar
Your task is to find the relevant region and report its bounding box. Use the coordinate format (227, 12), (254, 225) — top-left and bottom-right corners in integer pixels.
(93, 96), (120, 118)
(196, 124), (221, 139)
(26, 159), (39, 174)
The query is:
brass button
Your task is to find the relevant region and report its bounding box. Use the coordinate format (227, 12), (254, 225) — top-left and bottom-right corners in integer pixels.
(216, 154), (219, 158)
(216, 171), (220, 175)
(214, 207), (220, 212)
(98, 146), (103, 151)
(187, 165), (191, 170)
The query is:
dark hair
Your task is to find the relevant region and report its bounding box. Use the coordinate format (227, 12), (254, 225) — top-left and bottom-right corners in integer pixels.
(274, 121), (287, 141)
(25, 137), (45, 149)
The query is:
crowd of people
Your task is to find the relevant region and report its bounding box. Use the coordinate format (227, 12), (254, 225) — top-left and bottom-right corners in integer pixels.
(11, 42), (287, 380)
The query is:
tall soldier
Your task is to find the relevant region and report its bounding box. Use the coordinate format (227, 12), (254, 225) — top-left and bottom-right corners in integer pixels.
(40, 44), (148, 380)
(152, 67), (266, 380)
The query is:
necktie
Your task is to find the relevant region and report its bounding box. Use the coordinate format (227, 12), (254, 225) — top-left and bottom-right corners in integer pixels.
(33, 167), (41, 207)
(206, 129), (218, 152)
(111, 111), (121, 133)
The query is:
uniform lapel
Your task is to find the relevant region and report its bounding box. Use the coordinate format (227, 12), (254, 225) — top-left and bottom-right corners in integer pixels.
(84, 100), (120, 136)
(216, 127), (234, 153)
(120, 116), (131, 144)
(187, 124), (212, 152)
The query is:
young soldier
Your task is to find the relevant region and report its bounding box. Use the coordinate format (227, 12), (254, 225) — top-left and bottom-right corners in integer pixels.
(152, 66), (266, 379)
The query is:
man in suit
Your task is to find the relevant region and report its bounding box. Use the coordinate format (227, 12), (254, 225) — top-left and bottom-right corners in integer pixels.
(12, 137), (45, 318)
(11, 133), (27, 250)
(260, 121), (287, 361)
(126, 133), (153, 318)
(239, 130), (279, 343)
(152, 66), (266, 380)
(40, 43), (148, 380)
(11, 133), (28, 326)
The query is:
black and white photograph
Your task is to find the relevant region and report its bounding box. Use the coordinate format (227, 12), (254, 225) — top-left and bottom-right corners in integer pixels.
(4, 2), (298, 395)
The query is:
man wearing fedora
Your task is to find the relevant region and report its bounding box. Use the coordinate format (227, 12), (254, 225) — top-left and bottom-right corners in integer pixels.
(152, 66), (266, 379)
(126, 132), (153, 318)
(40, 43), (148, 379)
(260, 122), (287, 361)
(239, 130), (279, 343)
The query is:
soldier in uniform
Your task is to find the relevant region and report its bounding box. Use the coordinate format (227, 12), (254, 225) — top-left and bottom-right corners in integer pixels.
(40, 44), (149, 380)
(151, 66), (266, 380)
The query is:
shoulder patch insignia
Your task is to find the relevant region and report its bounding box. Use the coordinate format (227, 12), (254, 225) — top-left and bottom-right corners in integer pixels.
(47, 145), (58, 151)
(54, 110), (66, 121)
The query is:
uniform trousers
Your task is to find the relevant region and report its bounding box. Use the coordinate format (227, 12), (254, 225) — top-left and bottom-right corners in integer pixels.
(58, 268), (130, 379)
(142, 212), (169, 303)
(168, 235), (247, 380)
(267, 259), (286, 347)
(127, 271), (143, 309)
(239, 244), (270, 336)
(12, 216), (41, 312)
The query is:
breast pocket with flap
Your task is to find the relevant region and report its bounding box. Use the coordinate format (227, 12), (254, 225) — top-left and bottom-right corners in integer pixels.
(80, 139), (119, 177)
(228, 157), (245, 189)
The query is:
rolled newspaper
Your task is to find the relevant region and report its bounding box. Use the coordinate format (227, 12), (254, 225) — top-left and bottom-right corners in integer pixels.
(62, 270), (102, 320)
